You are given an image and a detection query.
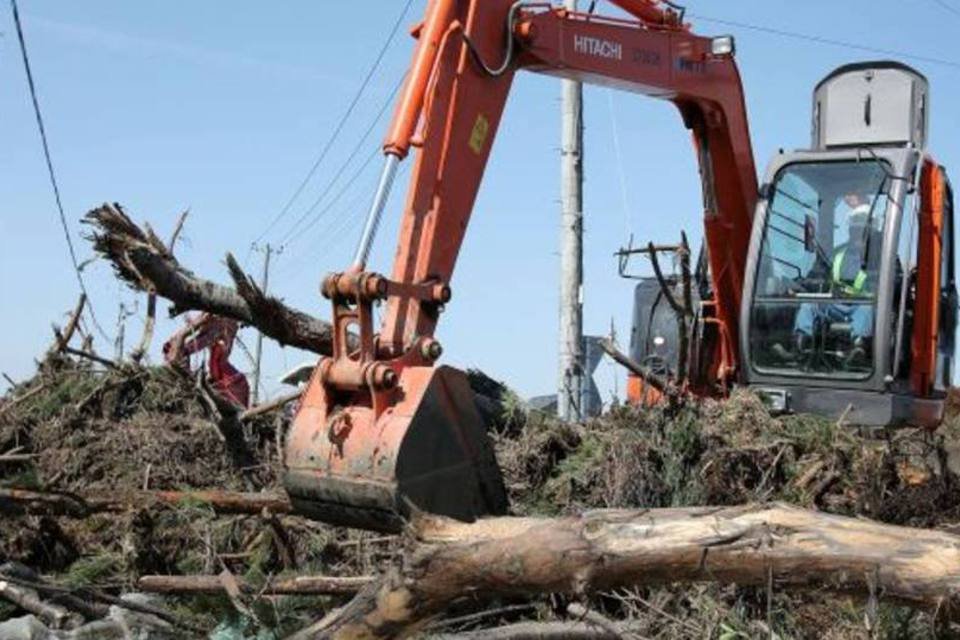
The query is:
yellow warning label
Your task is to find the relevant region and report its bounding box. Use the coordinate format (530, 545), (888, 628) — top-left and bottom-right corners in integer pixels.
(468, 114), (490, 155)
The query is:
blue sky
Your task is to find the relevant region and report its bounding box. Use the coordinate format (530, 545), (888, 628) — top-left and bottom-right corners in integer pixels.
(2, 1), (959, 402)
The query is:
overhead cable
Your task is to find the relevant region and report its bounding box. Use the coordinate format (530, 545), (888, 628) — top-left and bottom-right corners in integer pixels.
(10, 0), (109, 341)
(928, 0), (960, 18)
(253, 0), (416, 244)
(277, 74), (405, 245)
(691, 13), (960, 69)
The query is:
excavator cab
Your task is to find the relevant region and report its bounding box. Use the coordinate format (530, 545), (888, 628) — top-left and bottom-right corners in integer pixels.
(742, 62), (956, 426)
(627, 62), (956, 426)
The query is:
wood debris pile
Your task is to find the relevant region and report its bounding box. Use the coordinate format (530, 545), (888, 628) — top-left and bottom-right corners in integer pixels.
(3, 204), (960, 638)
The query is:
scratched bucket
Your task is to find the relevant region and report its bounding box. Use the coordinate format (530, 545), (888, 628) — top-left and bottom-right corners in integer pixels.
(283, 365), (508, 532)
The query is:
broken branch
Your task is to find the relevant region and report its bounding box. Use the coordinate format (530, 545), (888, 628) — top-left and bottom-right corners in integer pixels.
(0, 488), (292, 518)
(597, 338), (670, 394)
(0, 383), (47, 417)
(137, 574), (371, 596)
(62, 346), (117, 369)
(48, 294), (87, 356)
(84, 203), (337, 355)
(240, 390), (302, 422)
(0, 579), (79, 629)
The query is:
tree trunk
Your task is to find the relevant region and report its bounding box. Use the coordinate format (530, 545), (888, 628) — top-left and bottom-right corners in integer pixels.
(83, 203), (337, 355)
(300, 503), (960, 639)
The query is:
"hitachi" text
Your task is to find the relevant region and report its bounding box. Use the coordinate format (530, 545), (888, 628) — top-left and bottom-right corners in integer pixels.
(573, 35), (622, 60)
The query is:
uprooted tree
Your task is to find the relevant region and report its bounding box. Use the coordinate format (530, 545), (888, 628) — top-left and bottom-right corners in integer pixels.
(83, 202), (337, 356)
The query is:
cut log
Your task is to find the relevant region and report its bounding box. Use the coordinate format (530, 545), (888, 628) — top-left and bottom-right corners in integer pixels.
(301, 503), (960, 639)
(84, 203), (338, 355)
(138, 574), (371, 596)
(0, 488), (291, 517)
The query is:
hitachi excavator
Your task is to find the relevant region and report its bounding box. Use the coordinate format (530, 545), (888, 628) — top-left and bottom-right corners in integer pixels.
(284, 0), (957, 532)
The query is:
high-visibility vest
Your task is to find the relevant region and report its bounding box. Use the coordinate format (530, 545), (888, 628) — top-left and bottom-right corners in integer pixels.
(832, 249), (868, 294)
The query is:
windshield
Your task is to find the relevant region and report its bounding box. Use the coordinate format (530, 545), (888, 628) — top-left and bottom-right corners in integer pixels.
(750, 160), (890, 379)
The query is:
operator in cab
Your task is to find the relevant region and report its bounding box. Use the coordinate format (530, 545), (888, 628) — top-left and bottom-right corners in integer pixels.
(796, 192), (880, 332)
(773, 188), (883, 367)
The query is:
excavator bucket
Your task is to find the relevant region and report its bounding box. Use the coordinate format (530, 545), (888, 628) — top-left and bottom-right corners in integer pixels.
(284, 365), (508, 532)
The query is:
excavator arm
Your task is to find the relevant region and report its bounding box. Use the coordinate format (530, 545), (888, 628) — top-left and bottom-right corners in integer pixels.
(376, 0), (755, 382)
(284, 0), (758, 531)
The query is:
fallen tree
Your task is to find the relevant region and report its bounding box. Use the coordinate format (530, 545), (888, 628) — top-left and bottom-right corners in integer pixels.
(83, 203), (336, 355)
(297, 503), (960, 639)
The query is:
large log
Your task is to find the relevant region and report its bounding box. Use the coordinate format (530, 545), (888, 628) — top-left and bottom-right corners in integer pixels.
(83, 203), (337, 355)
(299, 503), (960, 639)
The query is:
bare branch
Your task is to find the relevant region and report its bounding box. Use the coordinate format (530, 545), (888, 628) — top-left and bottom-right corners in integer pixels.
(131, 210), (190, 363)
(240, 390), (302, 423)
(137, 574), (370, 596)
(597, 338), (670, 394)
(0, 487), (291, 518)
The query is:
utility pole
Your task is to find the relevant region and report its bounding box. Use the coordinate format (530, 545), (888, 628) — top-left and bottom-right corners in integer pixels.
(558, 0), (584, 422)
(251, 243), (279, 404)
(115, 303), (127, 362)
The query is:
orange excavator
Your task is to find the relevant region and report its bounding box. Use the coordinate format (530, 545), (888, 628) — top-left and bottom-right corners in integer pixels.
(284, 0), (956, 531)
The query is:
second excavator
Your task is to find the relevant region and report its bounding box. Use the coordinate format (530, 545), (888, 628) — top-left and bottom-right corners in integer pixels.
(283, 0), (956, 531)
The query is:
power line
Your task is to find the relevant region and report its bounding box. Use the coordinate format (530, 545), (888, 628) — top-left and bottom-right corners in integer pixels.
(253, 0), (416, 244)
(928, 0), (960, 17)
(691, 13), (960, 69)
(277, 160), (412, 280)
(10, 0), (109, 341)
(277, 177), (377, 278)
(313, 161), (412, 267)
(282, 143), (382, 249)
(277, 74), (405, 245)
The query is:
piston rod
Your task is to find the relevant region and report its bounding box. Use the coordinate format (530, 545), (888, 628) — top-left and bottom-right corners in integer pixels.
(352, 153), (401, 269)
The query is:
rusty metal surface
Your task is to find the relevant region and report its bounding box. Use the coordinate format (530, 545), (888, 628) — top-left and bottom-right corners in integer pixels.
(284, 365), (507, 532)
